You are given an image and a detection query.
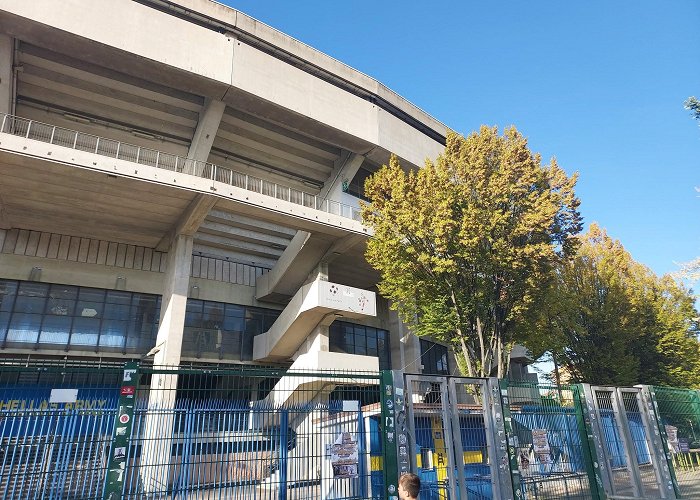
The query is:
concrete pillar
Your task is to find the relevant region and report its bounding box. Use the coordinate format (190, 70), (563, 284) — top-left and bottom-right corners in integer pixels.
(140, 234), (193, 492)
(0, 35), (14, 116)
(153, 233), (193, 368)
(188, 98), (226, 161)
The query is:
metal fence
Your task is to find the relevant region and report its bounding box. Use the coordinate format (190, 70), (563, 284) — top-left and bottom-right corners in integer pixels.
(0, 113), (363, 222)
(1, 359), (698, 500)
(650, 386), (700, 499)
(502, 381), (601, 500)
(0, 361), (382, 500)
(0, 361), (123, 499)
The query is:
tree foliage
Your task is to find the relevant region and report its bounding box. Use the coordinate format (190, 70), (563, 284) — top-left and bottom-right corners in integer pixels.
(526, 224), (700, 388)
(685, 96), (700, 122)
(362, 127), (581, 377)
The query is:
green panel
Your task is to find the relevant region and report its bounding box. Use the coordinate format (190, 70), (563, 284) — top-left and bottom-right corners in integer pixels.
(380, 370), (400, 498)
(103, 361), (139, 500)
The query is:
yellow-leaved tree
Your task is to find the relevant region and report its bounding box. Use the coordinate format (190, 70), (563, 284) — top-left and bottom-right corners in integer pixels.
(362, 127), (581, 377)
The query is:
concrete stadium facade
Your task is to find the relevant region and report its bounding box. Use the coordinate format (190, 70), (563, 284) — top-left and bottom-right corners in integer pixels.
(0, 0), (532, 379)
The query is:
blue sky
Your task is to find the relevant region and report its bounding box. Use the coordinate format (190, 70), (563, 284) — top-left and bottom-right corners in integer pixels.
(223, 0), (700, 278)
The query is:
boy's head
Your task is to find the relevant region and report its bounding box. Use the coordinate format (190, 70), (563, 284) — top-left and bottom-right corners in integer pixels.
(398, 472), (420, 499)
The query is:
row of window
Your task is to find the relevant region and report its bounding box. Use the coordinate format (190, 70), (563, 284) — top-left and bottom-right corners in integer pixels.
(0, 280), (399, 369)
(0, 280), (160, 352)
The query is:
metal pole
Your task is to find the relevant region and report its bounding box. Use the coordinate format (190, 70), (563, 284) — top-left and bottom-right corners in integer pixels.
(25, 120), (31, 138)
(95, 137), (100, 154)
(49, 126), (55, 145)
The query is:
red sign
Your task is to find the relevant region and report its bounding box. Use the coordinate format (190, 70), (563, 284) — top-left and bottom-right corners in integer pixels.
(120, 386), (135, 396)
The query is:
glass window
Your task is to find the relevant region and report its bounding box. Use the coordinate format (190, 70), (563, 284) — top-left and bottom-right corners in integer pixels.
(39, 315), (72, 344)
(7, 313), (42, 343)
(329, 320), (391, 370)
(420, 339), (449, 375)
(0, 281), (18, 312)
(71, 317), (100, 346)
(14, 282), (48, 314)
(99, 319), (127, 348)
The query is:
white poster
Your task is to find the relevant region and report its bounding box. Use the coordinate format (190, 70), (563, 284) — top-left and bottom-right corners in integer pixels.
(665, 425), (679, 454)
(330, 432), (359, 479)
(532, 429), (551, 464)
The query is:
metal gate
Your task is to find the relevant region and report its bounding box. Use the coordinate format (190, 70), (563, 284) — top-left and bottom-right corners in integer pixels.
(583, 385), (676, 499)
(401, 375), (511, 500)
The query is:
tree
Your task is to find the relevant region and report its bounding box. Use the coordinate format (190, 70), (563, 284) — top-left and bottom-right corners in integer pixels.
(527, 225), (700, 388)
(361, 126), (582, 378)
(685, 96), (700, 122)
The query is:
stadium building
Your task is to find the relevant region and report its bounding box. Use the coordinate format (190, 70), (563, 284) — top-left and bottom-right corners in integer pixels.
(0, 0), (533, 380)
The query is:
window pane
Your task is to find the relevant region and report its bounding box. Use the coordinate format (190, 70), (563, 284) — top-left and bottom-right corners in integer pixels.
(220, 330), (241, 361)
(223, 315), (244, 332)
(14, 296), (46, 314)
(0, 280), (18, 312)
(76, 301), (103, 319)
(39, 315), (72, 344)
(185, 300), (203, 328)
(71, 317), (100, 346)
(0, 311), (10, 341)
(105, 290), (131, 305)
(45, 292), (75, 316)
(100, 320), (127, 348)
(224, 304), (244, 318)
(18, 282), (48, 298)
(79, 287), (105, 302)
(49, 284), (78, 300)
(7, 313), (41, 343)
(366, 328), (378, 355)
(203, 302), (225, 328)
(104, 303), (130, 320)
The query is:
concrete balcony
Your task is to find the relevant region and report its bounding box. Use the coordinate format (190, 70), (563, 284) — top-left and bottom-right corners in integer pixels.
(0, 114), (370, 236)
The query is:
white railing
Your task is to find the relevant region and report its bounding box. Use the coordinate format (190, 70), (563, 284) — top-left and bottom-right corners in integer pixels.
(0, 114), (363, 223)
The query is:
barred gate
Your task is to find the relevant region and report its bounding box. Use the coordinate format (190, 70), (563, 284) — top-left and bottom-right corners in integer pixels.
(582, 385), (676, 499)
(0, 362), (122, 499)
(401, 375), (508, 500)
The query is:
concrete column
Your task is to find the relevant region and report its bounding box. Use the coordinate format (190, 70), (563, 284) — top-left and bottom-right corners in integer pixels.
(153, 233), (193, 368)
(140, 234), (193, 493)
(0, 35), (14, 116)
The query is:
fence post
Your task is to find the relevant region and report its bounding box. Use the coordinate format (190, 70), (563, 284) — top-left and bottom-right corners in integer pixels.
(640, 385), (681, 499)
(102, 361), (139, 500)
(379, 370), (401, 498)
(490, 378), (521, 500)
(279, 409), (289, 500)
(1, 114), (6, 133)
(573, 384), (607, 500)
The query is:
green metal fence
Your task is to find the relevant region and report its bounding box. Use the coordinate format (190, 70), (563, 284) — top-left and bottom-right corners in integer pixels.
(501, 380), (604, 500)
(650, 386), (700, 499)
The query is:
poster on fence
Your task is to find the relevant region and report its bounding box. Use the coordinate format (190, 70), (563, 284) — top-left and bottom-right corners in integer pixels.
(532, 429), (551, 464)
(665, 425), (679, 454)
(329, 432), (359, 479)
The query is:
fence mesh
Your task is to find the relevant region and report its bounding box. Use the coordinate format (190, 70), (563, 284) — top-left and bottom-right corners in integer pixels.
(652, 386), (700, 499)
(505, 382), (594, 500)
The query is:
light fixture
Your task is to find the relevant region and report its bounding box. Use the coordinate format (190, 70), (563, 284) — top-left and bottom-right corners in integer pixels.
(132, 130), (156, 140)
(115, 276), (126, 290)
(28, 266), (42, 281)
(63, 113), (91, 124)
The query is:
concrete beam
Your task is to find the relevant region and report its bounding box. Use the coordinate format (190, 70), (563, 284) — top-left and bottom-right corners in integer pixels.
(318, 151), (365, 201)
(0, 34), (13, 115)
(188, 98), (226, 161)
(0, 192), (11, 229)
(155, 194), (216, 251)
(255, 231), (333, 303)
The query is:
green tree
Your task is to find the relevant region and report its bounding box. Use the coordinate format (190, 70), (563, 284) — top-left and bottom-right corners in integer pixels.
(529, 225), (700, 387)
(362, 127), (581, 377)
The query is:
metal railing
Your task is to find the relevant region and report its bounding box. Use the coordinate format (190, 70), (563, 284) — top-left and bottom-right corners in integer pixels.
(0, 113), (363, 223)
